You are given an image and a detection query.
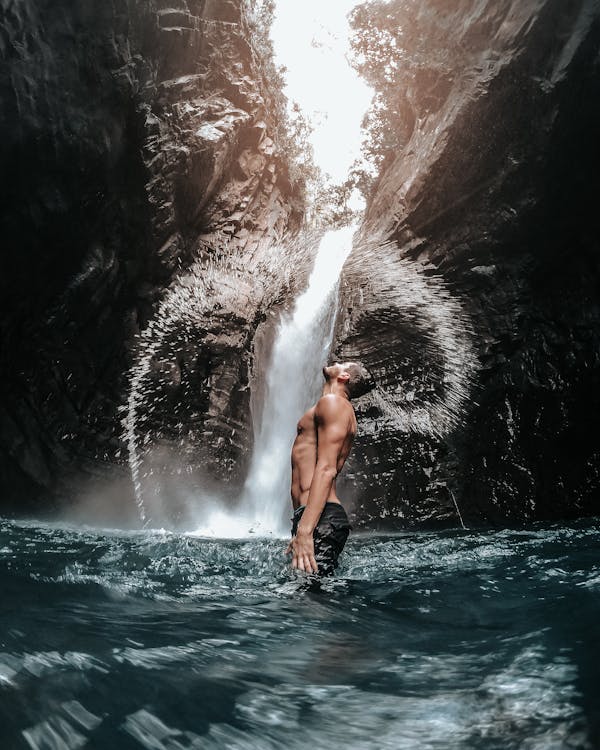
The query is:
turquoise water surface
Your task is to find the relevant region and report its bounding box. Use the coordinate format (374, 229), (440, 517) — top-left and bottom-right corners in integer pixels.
(1, 518), (599, 749)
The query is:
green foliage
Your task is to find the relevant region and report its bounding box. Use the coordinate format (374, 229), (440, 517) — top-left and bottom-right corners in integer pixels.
(308, 177), (358, 228)
(349, 0), (463, 192)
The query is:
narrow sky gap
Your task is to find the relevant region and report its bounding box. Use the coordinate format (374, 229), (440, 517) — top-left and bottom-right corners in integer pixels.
(270, 0), (373, 207)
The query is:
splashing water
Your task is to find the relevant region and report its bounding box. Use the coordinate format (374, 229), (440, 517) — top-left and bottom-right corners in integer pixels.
(123, 228), (353, 533)
(339, 238), (479, 440)
(122, 239), (307, 527)
(193, 225), (356, 537)
(122, 224), (479, 533)
(333, 236), (479, 528)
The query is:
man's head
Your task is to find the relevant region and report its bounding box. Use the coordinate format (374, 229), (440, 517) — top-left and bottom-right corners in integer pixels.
(322, 361), (375, 400)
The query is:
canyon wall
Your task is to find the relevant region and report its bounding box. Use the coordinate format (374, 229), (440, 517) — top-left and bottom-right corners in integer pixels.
(1, 0), (599, 528)
(0, 0), (302, 516)
(335, 0), (600, 527)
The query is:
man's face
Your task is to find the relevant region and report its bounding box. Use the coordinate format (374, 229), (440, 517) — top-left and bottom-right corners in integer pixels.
(323, 362), (339, 381)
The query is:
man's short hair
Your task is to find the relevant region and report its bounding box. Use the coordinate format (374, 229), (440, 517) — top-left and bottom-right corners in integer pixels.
(343, 362), (375, 400)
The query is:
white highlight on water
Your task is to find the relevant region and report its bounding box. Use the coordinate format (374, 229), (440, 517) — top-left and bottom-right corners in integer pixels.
(191, 225), (355, 537)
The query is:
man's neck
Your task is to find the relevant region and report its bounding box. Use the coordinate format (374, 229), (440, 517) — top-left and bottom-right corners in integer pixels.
(321, 381), (350, 400)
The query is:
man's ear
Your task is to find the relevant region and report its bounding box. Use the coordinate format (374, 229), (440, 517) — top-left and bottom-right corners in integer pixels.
(338, 372), (350, 384)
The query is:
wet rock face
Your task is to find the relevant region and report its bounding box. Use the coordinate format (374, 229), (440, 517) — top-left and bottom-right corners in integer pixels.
(0, 0), (301, 514)
(335, 0), (600, 527)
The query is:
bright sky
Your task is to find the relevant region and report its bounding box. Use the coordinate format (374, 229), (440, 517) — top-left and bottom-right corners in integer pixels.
(270, 0), (373, 193)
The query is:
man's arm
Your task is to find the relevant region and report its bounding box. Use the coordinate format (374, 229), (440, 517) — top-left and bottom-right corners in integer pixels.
(288, 395), (348, 573)
(290, 460), (300, 510)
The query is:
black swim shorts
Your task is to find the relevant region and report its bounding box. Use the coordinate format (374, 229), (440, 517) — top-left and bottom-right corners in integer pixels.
(291, 502), (351, 577)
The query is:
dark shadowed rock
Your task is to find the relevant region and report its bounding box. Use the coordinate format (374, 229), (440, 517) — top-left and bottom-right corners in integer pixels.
(0, 0), (303, 516)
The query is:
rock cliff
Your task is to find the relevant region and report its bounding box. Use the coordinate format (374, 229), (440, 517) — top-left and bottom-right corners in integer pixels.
(335, 0), (600, 527)
(2, 0), (599, 528)
(0, 0), (302, 517)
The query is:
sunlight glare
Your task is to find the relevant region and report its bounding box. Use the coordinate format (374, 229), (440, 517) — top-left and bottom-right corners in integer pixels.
(271, 0), (373, 191)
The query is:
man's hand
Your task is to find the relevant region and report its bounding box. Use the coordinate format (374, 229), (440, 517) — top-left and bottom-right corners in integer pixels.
(285, 530), (318, 574)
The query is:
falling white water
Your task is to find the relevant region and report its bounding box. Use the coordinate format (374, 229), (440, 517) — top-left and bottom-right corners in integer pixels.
(190, 225), (356, 537)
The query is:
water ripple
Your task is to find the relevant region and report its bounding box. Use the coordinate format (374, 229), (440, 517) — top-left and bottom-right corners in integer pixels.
(1, 517), (598, 748)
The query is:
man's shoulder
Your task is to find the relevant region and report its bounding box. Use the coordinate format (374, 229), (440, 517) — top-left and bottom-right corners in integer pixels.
(315, 394), (353, 416)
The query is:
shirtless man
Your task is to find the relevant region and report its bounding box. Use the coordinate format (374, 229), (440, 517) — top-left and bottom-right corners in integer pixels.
(285, 361), (374, 576)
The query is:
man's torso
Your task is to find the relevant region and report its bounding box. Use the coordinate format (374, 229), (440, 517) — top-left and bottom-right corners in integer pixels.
(290, 397), (357, 509)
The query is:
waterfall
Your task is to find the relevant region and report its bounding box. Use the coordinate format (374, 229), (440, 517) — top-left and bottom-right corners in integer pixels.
(122, 241), (293, 530)
(190, 225), (355, 537)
